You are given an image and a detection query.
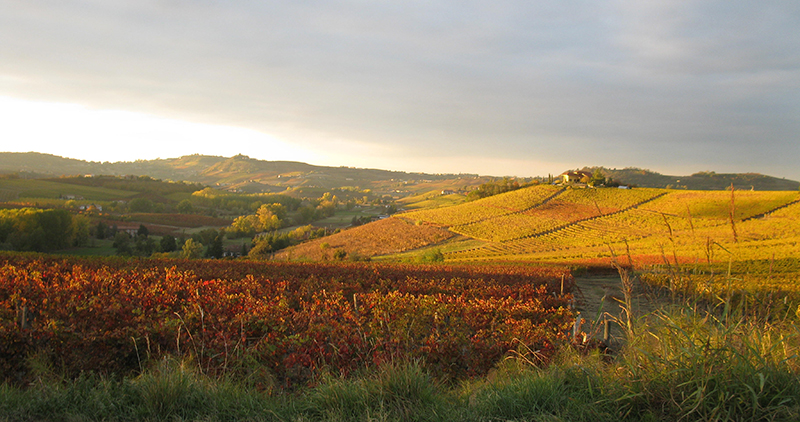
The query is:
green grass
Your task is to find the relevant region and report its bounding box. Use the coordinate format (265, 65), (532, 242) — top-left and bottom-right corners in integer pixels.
(314, 207), (385, 228)
(52, 239), (118, 257)
(0, 179), (138, 201)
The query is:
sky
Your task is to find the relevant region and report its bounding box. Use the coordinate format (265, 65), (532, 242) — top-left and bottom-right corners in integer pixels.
(1, 1), (798, 179)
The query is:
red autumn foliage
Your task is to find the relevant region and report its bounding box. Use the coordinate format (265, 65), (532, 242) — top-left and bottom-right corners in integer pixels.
(0, 253), (574, 387)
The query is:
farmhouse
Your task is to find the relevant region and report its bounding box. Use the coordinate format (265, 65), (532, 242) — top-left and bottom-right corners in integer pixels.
(115, 225), (140, 236)
(560, 170), (592, 184)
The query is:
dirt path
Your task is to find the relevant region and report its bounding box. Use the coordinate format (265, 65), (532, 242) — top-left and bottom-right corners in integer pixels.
(572, 274), (666, 343)
(573, 275), (627, 323)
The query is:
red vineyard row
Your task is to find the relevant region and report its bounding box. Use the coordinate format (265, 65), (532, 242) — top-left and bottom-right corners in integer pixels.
(0, 253), (574, 387)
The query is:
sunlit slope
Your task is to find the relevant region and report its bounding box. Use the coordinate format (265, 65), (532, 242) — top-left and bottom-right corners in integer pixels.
(404, 185), (665, 242)
(274, 217), (455, 261)
(281, 187), (800, 263)
(443, 189), (800, 264)
(451, 187), (665, 242)
(398, 191), (465, 210)
(401, 185), (563, 227)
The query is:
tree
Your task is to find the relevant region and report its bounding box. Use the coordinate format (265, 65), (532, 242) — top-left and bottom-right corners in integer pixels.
(589, 169), (606, 187)
(36, 209), (73, 250)
(181, 239), (204, 259)
(134, 236), (156, 256)
(229, 215), (258, 238)
(95, 221), (108, 239)
(466, 177), (521, 201)
(72, 215), (91, 247)
(160, 235), (177, 252)
(257, 205), (283, 231)
(294, 205), (317, 225)
(333, 249), (347, 260)
(128, 198), (154, 213)
(205, 230), (225, 259)
(193, 228), (219, 246)
(176, 199), (194, 214)
(137, 224), (149, 238)
(113, 232), (133, 255)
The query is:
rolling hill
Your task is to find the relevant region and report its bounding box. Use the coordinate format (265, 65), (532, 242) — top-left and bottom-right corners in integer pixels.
(0, 152), (478, 193)
(278, 184), (800, 266)
(3, 153), (797, 195)
(588, 167), (800, 191)
(272, 217), (454, 261)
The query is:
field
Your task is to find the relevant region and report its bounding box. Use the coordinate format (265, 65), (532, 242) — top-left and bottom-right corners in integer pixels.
(401, 185), (563, 227)
(397, 191), (465, 210)
(0, 178), (138, 202)
(274, 217), (456, 261)
(0, 253), (572, 387)
(3, 184), (800, 420)
(396, 186), (800, 266)
(126, 213), (232, 228)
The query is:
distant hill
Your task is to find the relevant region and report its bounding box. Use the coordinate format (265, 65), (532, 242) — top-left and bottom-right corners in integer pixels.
(1, 153), (797, 193)
(0, 152), (476, 192)
(585, 167), (799, 191)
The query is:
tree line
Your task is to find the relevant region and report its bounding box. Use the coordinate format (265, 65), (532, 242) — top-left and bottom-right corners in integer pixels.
(0, 208), (90, 252)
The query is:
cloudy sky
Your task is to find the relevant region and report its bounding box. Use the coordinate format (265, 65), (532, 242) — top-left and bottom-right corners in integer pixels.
(1, 1), (798, 179)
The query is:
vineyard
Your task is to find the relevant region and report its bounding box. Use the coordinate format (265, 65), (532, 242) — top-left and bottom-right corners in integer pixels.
(401, 187), (663, 245)
(401, 185), (562, 227)
(274, 217), (455, 261)
(0, 253), (573, 387)
(395, 187), (800, 267)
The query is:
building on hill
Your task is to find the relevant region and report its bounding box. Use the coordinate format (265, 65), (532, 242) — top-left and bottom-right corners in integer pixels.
(560, 170), (592, 184)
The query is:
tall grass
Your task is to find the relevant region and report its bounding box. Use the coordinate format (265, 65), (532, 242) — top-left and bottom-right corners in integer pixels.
(613, 310), (800, 421)
(3, 263), (799, 421)
(4, 310), (798, 421)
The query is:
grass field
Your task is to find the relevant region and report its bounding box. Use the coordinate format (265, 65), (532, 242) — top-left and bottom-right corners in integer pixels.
(0, 179), (138, 201)
(310, 206), (386, 229)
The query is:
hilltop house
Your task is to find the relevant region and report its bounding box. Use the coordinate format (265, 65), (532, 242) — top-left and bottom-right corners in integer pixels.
(560, 171), (592, 184)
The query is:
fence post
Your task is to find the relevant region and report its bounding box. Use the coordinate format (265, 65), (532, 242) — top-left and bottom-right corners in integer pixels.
(572, 312), (582, 340)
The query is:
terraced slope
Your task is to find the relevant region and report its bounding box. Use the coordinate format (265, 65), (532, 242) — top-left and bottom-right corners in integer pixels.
(280, 187), (800, 264)
(274, 217), (455, 261)
(443, 189), (800, 263)
(400, 185), (562, 227)
(449, 187), (665, 242)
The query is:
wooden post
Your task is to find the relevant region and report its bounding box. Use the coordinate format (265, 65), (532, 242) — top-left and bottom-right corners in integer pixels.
(572, 312), (582, 340)
(603, 318), (611, 344)
(18, 306), (31, 330)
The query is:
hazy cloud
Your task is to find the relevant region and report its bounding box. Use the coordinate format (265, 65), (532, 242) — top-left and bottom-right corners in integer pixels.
(1, 0), (798, 178)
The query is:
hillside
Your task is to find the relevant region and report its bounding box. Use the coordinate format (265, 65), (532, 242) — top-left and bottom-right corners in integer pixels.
(273, 217), (455, 261)
(0, 152), (478, 193)
(588, 167), (800, 191)
(291, 185), (800, 265)
(4, 152), (797, 196)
